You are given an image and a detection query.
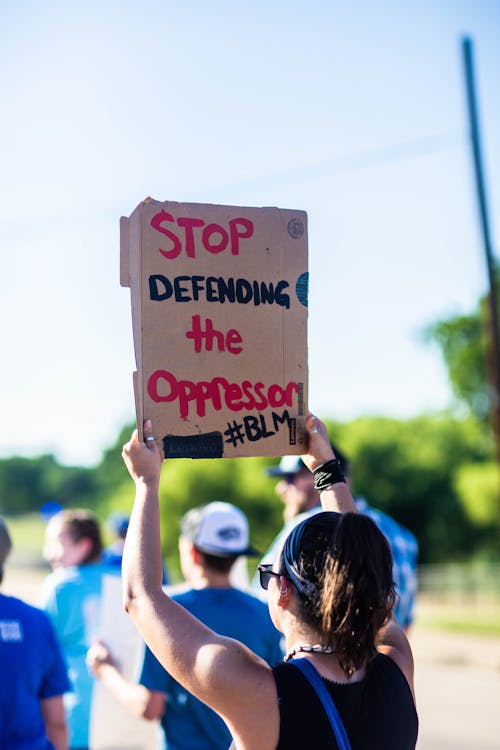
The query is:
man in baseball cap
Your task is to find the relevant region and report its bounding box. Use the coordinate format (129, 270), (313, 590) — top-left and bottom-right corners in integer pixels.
(255, 440), (418, 631)
(180, 501), (260, 559)
(249, 455), (328, 594)
(88, 501), (282, 750)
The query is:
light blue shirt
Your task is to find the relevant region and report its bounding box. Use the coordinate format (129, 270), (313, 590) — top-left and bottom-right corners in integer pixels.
(39, 562), (120, 749)
(356, 498), (418, 627)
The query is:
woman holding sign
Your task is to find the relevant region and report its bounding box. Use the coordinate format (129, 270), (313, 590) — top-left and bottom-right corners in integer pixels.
(121, 414), (418, 750)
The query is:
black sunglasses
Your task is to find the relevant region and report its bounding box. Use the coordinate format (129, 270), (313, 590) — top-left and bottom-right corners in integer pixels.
(258, 563), (282, 590)
(282, 470), (310, 484)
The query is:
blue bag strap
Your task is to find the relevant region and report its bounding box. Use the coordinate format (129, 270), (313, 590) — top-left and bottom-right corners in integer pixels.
(290, 658), (352, 750)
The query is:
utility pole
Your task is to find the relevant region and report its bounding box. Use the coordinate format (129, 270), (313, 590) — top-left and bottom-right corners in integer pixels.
(462, 37), (500, 470)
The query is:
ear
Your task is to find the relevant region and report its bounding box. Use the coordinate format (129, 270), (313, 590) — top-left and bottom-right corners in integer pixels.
(278, 576), (291, 608)
(78, 537), (94, 563)
(191, 546), (203, 565)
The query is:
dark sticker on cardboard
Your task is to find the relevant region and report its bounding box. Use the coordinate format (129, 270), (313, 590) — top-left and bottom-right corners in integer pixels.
(287, 218), (304, 239)
(163, 432), (223, 458)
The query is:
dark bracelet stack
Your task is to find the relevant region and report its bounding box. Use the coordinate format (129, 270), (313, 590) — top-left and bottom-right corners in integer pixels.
(313, 459), (346, 491)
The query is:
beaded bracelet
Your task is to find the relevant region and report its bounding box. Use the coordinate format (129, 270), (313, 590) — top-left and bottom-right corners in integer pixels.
(313, 459), (346, 491)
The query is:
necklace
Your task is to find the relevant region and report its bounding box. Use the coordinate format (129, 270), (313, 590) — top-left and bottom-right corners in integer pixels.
(284, 643), (334, 662)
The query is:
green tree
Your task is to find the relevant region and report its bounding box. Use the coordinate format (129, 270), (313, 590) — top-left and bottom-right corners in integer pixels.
(326, 414), (494, 563)
(424, 294), (493, 424)
(102, 412), (500, 570)
(94, 427), (283, 577)
(0, 454), (97, 514)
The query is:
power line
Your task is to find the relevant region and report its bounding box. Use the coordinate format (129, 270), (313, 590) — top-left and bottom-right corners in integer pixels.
(205, 129), (463, 195)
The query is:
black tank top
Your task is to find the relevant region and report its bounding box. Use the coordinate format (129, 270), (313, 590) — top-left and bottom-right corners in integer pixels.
(272, 652), (418, 750)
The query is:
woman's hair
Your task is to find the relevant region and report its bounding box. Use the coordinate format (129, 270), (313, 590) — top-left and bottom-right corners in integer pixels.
(59, 509), (103, 564)
(279, 511), (396, 677)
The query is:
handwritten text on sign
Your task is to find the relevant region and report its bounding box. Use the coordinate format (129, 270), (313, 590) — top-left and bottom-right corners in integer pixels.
(147, 210), (301, 421)
(135, 204), (307, 453)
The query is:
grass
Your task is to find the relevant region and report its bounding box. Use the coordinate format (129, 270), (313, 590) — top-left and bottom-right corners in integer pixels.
(4, 513), (47, 561)
(4, 511), (118, 563)
(416, 595), (500, 636)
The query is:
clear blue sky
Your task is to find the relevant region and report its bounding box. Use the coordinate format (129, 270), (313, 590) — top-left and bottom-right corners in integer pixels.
(1, 0), (499, 466)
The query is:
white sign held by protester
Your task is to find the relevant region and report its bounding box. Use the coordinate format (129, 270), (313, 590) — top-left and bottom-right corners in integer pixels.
(89, 574), (159, 750)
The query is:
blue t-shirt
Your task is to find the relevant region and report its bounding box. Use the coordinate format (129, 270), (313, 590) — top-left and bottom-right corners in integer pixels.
(0, 593), (70, 750)
(39, 562), (119, 749)
(139, 587), (283, 750)
(101, 546), (171, 585)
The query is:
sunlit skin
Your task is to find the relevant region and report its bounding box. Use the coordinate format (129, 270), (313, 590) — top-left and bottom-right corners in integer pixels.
(43, 516), (91, 570)
(275, 469), (319, 522)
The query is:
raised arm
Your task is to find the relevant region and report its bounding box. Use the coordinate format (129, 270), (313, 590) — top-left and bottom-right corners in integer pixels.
(120, 422), (278, 749)
(302, 415), (415, 696)
(301, 414), (357, 514)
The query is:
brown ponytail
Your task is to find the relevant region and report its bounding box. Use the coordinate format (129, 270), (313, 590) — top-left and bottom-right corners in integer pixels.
(281, 512), (395, 677)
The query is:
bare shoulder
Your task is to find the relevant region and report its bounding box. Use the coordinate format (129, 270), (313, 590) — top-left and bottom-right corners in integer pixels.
(376, 620), (415, 700)
(134, 590), (281, 748)
(208, 641), (281, 750)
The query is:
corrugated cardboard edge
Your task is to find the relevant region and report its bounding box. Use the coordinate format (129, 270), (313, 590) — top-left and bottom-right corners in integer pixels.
(133, 370), (144, 441)
(122, 201), (149, 440)
(119, 216), (130, 288)
(281, 208), (308, 453)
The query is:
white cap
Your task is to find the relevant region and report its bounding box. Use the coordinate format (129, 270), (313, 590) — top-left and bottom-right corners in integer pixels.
(182, 501), (259, 558)
(266, 455), (305, 477)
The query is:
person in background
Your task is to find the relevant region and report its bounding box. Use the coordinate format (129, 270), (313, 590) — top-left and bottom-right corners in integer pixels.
(118, 415), (417, 749)
(102, 510), (170, 584)
(0, 516), (69, 750)
(87, 501), (283, 750)
(252, 444), (418, 631)
(39, 509), (119, 750)
(101, 512), (130, 568)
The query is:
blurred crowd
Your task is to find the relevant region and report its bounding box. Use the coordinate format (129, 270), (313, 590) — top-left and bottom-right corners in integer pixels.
(0, 426), (418, 750)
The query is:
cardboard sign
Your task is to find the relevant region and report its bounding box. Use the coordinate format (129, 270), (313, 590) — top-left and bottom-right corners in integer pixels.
(121, 198), (308, 458)
(89, 575), (159, 750)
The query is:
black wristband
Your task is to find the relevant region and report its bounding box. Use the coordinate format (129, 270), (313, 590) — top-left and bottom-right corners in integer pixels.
(313, 459), (346, 491)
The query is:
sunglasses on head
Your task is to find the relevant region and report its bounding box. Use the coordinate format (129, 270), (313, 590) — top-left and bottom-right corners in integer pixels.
(258, 563), (283, 590)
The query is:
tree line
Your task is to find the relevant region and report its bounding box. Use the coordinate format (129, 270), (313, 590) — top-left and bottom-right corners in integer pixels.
(0, 411), (497, 574)
(2, 286), (499, 573)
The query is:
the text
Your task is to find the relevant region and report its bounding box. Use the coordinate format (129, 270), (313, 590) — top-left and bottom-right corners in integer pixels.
(150, 210), (254, 259)
(147, 370), (299, 419)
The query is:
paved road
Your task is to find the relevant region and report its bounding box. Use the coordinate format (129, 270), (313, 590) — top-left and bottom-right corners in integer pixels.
(411, 627), (500, 750)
